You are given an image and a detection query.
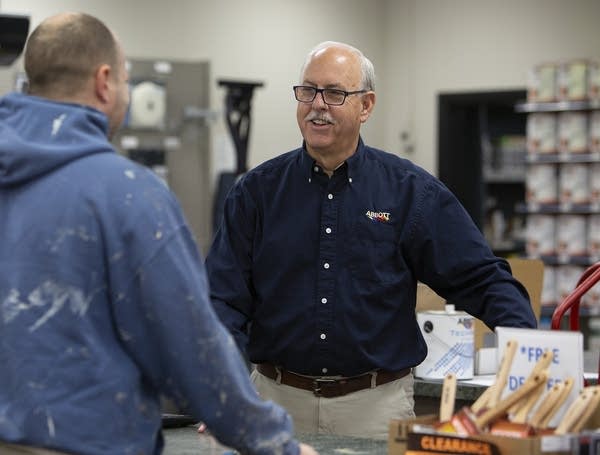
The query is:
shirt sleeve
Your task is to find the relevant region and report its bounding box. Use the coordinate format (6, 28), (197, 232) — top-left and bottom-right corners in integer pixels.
(110, 189), (298, 455)
(407, 178), (537, 330)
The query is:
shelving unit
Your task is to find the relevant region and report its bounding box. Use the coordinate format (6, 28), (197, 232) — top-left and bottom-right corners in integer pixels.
(519, 97), (600, 340)
(436, 84), (600, 348)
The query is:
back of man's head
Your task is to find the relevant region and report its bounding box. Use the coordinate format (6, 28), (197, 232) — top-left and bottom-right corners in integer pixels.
(24, 12), (119, 98)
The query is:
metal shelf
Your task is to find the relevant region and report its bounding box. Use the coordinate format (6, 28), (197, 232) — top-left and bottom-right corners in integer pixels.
(525, 254), (595, 267)
(516, 202), (600, 215)
(525, 151), (600, 164)
(516, 99), (600, 113)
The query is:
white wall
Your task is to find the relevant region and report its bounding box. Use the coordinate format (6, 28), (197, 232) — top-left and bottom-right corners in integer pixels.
(0, 0), (387, 177)
(1, 0), (599, 176)
(395, 0), (600, 173)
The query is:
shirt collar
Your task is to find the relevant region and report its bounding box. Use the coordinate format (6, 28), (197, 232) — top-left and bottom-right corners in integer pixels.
(300, 137), (365, 184)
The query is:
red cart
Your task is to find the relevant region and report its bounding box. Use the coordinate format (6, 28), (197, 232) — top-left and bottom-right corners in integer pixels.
(551, 262), (600, 384)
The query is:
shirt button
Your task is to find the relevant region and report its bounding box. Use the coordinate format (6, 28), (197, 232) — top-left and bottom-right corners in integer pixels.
(349, 177), (353, 183)
(322, 368), (328, 374)
(314, 166), (319, 172)
(320, 333), (326, 340)
(321, 297), (327, 304)
(328, 193), (333, 200)
(325, 227), (332, 234)
(323, 263), (330, 269)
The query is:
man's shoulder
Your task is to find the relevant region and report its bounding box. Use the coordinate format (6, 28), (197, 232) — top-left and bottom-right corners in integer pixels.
(240, 148), (301, 184)
(71, 151), (177, 207)
(361, 144), (433, 179)
(253, 148), (300, 173)
(76, 151), (163, 182)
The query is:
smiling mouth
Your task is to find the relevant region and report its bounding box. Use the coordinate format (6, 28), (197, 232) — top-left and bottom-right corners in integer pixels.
(310, 118), (331, 126)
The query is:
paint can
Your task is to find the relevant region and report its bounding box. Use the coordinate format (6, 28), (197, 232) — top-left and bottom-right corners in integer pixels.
(415, 305), (474, 380)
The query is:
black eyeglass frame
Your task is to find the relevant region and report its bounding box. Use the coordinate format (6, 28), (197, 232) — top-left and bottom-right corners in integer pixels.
(293, 85), (368, 106)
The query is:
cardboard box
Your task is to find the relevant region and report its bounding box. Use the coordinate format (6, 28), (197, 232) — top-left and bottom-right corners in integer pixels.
(388, 417), (577, 455)
(388, 414), (438, 455)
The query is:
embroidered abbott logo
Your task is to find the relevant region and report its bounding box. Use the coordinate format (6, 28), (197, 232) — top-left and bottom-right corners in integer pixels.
(365, 210), (391, 223)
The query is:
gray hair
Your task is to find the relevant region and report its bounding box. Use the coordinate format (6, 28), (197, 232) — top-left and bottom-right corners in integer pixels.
(300, 41), (376, 91)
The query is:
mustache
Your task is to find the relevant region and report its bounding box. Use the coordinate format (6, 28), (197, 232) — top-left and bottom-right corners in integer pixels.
(304, 111), (335, 124)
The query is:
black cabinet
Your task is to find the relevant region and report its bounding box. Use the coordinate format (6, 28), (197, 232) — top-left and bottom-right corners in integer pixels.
(438, 90), (527, 256)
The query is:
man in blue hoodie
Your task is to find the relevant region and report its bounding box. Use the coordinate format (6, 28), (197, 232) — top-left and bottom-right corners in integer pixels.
(0, 12), (317, 455)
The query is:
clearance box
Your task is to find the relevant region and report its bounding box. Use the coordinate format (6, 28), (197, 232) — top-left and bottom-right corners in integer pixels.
(388, 417), (576, 455)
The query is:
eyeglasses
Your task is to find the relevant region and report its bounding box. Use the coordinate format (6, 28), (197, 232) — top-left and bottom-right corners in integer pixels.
(293, 85), (367, 106)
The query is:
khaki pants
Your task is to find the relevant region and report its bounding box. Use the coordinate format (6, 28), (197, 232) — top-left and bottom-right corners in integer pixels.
(251, 368), (415, 440)
(0, 442), (69, 455)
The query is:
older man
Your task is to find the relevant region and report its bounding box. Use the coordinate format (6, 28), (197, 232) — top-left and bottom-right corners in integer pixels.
(206, 41), (536, 439)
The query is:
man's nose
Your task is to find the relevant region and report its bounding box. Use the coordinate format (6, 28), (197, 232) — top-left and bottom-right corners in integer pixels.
(312, 91), (328, 108)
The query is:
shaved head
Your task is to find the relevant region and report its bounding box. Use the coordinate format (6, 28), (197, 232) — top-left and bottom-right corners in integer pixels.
(24, 12), (121, 97)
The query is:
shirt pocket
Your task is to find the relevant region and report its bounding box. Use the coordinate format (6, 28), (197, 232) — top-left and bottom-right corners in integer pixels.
(348, 215), (400, 288)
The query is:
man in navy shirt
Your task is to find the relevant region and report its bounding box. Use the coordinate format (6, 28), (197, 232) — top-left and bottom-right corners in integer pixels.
(206, 41), (536, 439)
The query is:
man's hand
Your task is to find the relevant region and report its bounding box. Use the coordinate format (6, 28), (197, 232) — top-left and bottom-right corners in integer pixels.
(299, 443), (319, 455)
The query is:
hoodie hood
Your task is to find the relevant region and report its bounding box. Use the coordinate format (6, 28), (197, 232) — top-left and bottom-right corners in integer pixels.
(0, 92), (112, 188)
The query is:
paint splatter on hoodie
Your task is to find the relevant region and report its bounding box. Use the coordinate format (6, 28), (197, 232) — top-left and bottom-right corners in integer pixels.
(0, 92), (298, 455)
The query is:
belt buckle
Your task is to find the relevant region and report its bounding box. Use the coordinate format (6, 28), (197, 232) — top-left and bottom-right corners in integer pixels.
(312, 378), (337, 397)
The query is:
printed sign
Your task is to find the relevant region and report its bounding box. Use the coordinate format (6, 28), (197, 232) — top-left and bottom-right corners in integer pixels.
(406, 432), (500, 455)
(495, 326), (584, 427)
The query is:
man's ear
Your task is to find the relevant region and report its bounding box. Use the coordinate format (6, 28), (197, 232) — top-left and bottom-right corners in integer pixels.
(360, 91), (376, 123)
(94, 64), (112, 104)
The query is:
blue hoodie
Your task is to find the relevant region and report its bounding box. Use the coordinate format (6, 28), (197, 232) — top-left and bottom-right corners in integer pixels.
(0, 92), (299, 455)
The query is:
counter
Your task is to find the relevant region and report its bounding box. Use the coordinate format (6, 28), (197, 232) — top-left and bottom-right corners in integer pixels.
(163, 427), (387, 454)
(414, 375), (489, 415)
(163, 352), (598, 453)
(160, 378), (490, 453)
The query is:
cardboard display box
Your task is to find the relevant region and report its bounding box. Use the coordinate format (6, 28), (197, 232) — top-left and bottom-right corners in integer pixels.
(388, 416), (579, 455)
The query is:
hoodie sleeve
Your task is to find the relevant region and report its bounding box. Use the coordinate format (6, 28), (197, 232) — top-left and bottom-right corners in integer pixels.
(106, 174), (299, 455)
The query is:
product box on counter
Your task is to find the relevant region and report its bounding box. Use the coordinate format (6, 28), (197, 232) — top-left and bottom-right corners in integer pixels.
(388, 416), (578, 455)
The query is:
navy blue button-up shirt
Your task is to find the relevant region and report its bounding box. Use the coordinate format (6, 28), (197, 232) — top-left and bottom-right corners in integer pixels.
(206, 139), (536, 377)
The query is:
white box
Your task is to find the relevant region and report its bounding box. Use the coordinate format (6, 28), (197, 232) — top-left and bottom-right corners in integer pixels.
(558, 112), (588, 153)
(556, 265), (586, 302)
(559, 163), (590, 205)
(415, 308), (474, 380)
(558, 59), (588, 101)
(588, 60), (600, 100)
(526, 214), (556, 256)
(590, 111), (600, 153)
(541, 265), (558, 307)
(588, 214), (600, 259)
(528, 63), (557, 102)
(556, 214), (587, 257)
(527, 113), (557, 154)
(526, 164), (558, 204)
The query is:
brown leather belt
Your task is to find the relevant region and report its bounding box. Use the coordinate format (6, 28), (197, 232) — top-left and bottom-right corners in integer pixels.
(256, 363), (411, 398)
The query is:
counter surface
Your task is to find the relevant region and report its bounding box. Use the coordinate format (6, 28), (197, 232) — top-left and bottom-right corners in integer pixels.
(163, 427), (387, 455)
